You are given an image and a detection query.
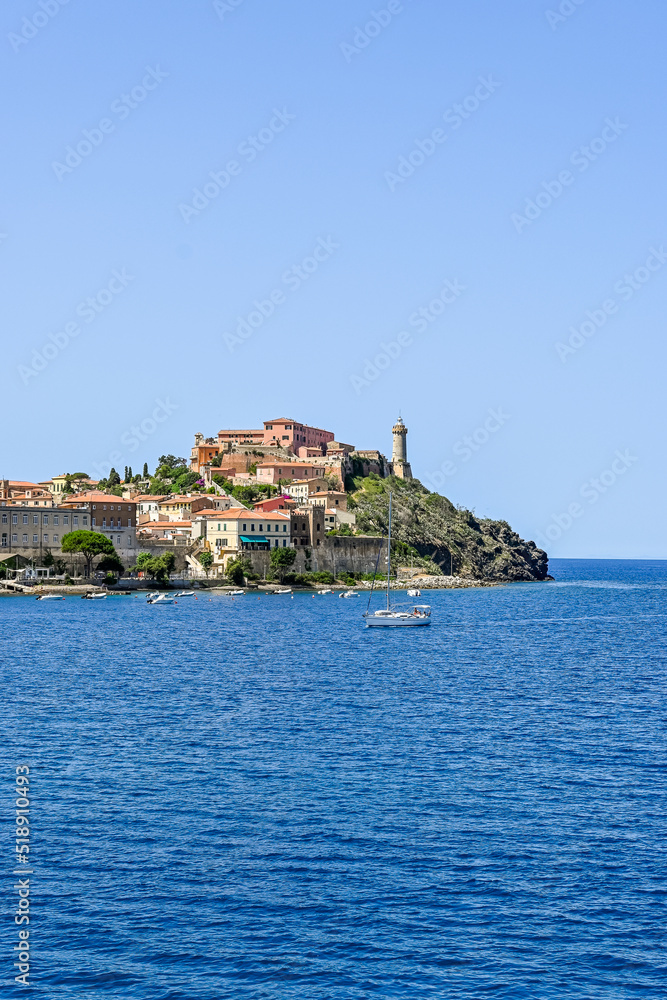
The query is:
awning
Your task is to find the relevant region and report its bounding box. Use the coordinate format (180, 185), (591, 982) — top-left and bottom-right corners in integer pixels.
(240, 535), (269, 544)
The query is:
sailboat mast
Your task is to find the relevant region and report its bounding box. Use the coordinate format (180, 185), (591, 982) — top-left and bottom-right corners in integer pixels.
(387, 491), (392, 610)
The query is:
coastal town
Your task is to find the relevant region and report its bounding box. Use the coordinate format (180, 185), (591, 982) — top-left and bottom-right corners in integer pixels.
(0, 415), (420, 587)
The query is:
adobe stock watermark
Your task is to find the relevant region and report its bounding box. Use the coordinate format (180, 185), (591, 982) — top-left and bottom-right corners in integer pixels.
(18, 269), (134, 385)
(8, 0), (73, 54)
(213, 0), (246, 20)
(511, 117), (628, 233)
(537, 449), (638, 545)
(384, 75), (501, 192)
(546, 0), (587, 31)
(423, 408), (510, 491)
(350, 278), (465, 394)
(556, 246), (667, 362)
(340, 0), (415, 64)
(91, 398), (179, 480)
(223, 236), (339, 352)
(179, 108), (296, 224)
(51, 66), (168, 180)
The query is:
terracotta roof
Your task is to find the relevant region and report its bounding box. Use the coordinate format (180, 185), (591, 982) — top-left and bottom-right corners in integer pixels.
(139, 520), (192, 529)
(159, 495), (195, 504)
(194, 509), (290, 521)
(134, 495), (169, 502)
(60, 491), (136, 504)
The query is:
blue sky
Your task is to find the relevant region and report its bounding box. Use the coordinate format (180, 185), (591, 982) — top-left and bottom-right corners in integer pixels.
(1, 0), (665, 557)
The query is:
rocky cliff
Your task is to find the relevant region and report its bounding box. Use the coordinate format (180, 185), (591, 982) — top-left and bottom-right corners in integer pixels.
(348, 476), (549, 582)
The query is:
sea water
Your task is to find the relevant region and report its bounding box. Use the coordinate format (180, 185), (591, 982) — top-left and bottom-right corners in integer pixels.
(2, 559), (666, 998)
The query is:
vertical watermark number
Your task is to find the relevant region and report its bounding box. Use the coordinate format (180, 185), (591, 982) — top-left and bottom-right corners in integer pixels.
(13, 766), (32, 987)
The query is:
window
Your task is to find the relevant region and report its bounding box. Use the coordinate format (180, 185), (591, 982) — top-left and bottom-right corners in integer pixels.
(33, 514), (38, 524)
(53, 534), (59, 543)
(64, 515), (69, 525)
(283, 525), (286, 531)
(117, 536), (121, 544)
(103, 505), (107, 511)
(1, 533), (6, 546)
(73, 516), (79, 526)
(23, 533), (28, 543)
(23, 513), (28, 524)
(12, 514), (17, 524)
(43, 534), (48, 543)
(12, 533), (17, 543)
(43, 515), (49, 525)
(102, 518), (106, 528)
(92, 505), (96, 510)
(259, 524), (263, 531)
(83, 517), (88, 525)
(242, 523), (247, 531)
(251, 524), (255, 531)
(33, 535), (38, 544)
(128, 518), (132, 527)
(1, 513), (6, 523)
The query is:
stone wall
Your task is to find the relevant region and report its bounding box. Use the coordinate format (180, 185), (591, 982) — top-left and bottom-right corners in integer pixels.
(244, 535), (384, 577)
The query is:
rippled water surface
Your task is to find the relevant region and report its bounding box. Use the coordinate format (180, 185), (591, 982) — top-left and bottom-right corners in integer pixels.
(2, 559), (666, 998)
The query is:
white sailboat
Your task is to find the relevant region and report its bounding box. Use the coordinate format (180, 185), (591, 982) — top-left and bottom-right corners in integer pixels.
(363, 492), (431, 628)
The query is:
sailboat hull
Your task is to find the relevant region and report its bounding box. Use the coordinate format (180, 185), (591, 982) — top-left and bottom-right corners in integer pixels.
(365, 615), (431, 627)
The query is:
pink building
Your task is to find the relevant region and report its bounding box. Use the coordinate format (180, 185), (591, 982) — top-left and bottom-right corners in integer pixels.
(262, 418), (334, 454)
(256, 461), (325, 486)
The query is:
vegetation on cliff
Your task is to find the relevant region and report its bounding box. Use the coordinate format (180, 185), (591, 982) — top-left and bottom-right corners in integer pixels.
(348, 475), (548, 582)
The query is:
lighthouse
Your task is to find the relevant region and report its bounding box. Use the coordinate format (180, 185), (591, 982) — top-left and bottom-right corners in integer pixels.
(391, 416), (412, 479)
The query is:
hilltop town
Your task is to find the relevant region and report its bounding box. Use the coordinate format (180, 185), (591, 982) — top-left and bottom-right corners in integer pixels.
(0, 415), (548, 588)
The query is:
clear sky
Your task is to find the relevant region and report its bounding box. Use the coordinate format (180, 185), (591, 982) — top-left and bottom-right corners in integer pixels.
(1, 0), (665, 558)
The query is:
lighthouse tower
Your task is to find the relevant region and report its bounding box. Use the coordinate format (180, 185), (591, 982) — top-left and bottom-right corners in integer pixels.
(391, 416), (412, 480)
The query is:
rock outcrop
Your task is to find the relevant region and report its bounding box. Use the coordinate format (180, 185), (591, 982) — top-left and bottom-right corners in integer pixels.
(348, 476), (549, 582)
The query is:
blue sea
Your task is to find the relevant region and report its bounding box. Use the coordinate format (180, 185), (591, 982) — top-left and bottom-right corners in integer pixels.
(2, 559), (666, 999)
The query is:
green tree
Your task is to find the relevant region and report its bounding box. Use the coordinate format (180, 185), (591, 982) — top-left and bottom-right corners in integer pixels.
(107, 467), (121, 487)
(142, 462), (149, 479)
(97, 553), (125, 577)
(135, 551), (175, 583)
(198, 550), (214, 576)
(61, 530), (117, 577)
(226, 556), (252, 586)
(270, 546), (297, 583)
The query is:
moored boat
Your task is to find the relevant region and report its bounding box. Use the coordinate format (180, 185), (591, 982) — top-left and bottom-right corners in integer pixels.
(363, 492), (431, 628)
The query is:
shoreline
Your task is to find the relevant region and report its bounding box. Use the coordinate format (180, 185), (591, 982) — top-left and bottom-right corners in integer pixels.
(0, 575), (550, 597)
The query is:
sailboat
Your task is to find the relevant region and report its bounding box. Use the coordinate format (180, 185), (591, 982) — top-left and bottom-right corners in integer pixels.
(363, 492), (431, 628)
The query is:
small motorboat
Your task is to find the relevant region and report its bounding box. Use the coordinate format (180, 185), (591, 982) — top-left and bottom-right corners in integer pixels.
(339, 590), (359, 598)
(82, 592), (107, 600)
(272, 588), (292, 595)
(407, 588), (422, 597)
(317, 589), (333, 595)
(37, 594), (65, 601)
(147, 593), (175, 604)
(176, 591), (195, 597)
(227, 589), (245, 596)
